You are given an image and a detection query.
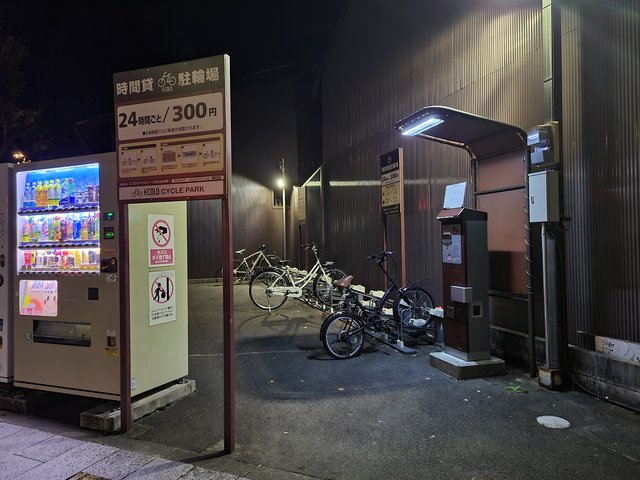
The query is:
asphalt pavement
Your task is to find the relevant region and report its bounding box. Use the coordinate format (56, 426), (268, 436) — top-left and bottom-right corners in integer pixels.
(1, 283), (639, 480)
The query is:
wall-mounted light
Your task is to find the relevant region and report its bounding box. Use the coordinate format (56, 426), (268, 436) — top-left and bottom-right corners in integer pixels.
(399, 117), (444, 136)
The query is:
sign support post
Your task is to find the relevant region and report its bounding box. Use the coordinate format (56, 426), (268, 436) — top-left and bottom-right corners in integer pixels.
(113, 55), (234, 450)
(381, 148), (406, 286)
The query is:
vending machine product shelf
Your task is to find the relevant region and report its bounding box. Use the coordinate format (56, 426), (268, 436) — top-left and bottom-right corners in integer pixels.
(12, 153), (189, 401)
(13, 154), (121, 399)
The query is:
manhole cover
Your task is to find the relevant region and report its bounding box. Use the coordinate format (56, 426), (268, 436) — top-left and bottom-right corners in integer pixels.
(536, 415), (571, 429)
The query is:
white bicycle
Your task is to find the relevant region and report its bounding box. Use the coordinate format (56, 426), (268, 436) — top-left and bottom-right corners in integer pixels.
(216, 243), (281, 284)
(249, 243), (346, 311)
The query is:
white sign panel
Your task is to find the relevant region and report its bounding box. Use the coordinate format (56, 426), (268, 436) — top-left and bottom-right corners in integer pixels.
(148, 214), (174, 267)
(595, 336), (640, 364)
(149, 270), (176, 326)
(443, 181), (467, 209)
(119, 177), (224, 201)
(116, 92), (223, 141)
(380, 148), (402, 215)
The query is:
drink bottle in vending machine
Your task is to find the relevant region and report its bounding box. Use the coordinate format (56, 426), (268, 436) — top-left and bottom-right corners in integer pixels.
(12, 151), (189, 402)
(12, 153), (121, 398)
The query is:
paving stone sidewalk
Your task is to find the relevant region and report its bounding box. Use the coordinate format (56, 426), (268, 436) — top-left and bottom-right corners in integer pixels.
(0, 420), (243, 480)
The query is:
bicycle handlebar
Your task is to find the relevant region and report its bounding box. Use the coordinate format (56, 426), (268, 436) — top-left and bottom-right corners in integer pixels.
(301, 242), (318, 252)
(366, 251), (396, 262)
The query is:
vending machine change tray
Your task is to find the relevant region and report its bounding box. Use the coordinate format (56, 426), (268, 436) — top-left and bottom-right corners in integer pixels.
(33, 320), (91, 347)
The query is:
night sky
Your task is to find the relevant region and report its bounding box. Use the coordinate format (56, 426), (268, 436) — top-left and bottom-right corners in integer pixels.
(1, 1), (346, 151)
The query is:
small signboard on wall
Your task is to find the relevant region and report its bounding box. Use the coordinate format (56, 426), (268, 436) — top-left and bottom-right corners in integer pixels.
(149, 270), (176, 326)
(380, 148), (403, 215)
(148, 214), (175, 267)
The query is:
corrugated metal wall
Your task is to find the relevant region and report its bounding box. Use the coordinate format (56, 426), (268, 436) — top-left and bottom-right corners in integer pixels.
(322, 0), (543, 297)
(562, 0), (640, 344)
(187, 174), (274, 279)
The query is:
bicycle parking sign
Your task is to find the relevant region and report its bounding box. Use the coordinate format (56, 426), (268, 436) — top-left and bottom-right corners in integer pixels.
(380, 148), (403, 215)
(114, 55), (229, 202)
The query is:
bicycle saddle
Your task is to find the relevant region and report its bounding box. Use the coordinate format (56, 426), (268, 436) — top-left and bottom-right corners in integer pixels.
(333, 275), (353, 288)
(235, 249), (246, 254)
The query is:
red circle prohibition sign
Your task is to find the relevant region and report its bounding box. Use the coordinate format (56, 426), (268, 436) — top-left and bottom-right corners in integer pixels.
(151, 276), (174, 304)
(152, 219), (171, 247)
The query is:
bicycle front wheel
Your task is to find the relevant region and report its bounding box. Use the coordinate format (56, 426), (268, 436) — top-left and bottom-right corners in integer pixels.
(249, 268), (289, 310)
(322, 312), (365, 359)
(392, 287), (435, 328)
(313, 268), (348, 308)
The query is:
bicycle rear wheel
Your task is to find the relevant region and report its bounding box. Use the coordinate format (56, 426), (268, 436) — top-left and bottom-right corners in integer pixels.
(249, 268), (289, 310)
(216, 259), (248, 284)
(265, 254), (282, 267)
(313, 268), (348, 308)
(393, 287), (435, 328)
(322, 312), (365, 359)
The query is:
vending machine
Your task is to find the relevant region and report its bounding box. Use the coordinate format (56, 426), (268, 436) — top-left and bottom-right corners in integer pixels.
(12, 153), (189, 401)
(13, 153), (121, 399)
(0, 163), (14, 383)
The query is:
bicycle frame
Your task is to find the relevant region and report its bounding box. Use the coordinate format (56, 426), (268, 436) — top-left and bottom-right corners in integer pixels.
(320, 252), (434, 358)
(234, 248), (270, 275)
(267, 246), (330, 297)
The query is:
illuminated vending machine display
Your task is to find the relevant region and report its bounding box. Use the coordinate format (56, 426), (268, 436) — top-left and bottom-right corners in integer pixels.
(13, 153), (121, 399)
(0, 163), (14, 383)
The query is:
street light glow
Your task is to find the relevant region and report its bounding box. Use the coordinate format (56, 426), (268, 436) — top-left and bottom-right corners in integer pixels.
(277, 178), (285, 189)
(400, 117), (444, 136)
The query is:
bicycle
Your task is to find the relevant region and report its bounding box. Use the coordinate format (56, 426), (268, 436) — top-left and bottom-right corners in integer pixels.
(321, 251), (437, 359)
(216, 243), (281, 284)
(249, 243), (347, 311)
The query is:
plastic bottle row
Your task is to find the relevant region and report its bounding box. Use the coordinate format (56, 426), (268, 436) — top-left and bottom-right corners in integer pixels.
(20, 213), (100, 244)
(20, 248), (100, 273)
(21, 178), (99, 210)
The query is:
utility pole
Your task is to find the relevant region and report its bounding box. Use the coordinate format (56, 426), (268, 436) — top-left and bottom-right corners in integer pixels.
(279, 158), (286, 259)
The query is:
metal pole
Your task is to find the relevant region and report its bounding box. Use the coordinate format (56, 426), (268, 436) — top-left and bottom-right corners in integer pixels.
(541, 222), (550, 366)
(525, 157), (537, 378)
(119, 203), (132, 431)
(222, 54), (235, 454)
(399, 148), (406, 287)
(280, 158), (286, 259)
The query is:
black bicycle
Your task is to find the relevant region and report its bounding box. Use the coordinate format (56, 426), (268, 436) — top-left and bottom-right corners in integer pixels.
(321, 251), (437, 359)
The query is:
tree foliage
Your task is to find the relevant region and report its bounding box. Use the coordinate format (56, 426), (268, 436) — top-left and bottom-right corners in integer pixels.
(0, 27), (44, 162)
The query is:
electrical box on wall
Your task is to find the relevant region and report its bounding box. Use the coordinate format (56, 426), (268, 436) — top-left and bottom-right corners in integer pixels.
(529, 170), (559, 223)
(527, 121), (559, 166)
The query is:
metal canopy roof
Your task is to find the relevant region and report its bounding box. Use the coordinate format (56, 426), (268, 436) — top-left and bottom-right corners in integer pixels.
(394, 106), (527, 160)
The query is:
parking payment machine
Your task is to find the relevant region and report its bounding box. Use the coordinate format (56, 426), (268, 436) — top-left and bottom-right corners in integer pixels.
(437, 207), (490, 361)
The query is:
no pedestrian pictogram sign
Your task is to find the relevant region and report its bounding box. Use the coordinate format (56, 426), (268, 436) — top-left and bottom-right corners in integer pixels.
(148, 214), (175, 266)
